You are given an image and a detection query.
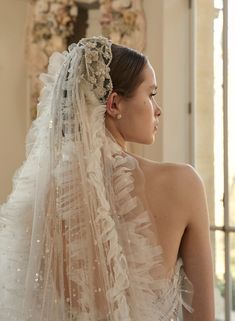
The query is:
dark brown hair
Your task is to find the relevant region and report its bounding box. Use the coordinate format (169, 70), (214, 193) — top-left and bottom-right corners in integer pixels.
(109, 44), (148, 99)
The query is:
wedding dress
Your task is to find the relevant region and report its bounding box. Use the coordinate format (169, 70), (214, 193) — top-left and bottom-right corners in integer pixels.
(0, 36), (194, 321)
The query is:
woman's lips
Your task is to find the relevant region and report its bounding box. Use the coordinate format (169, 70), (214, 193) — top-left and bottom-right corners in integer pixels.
(154, 122), (159, 131)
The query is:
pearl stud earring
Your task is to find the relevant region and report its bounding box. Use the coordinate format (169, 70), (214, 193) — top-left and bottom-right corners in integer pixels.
(116, 114), (122, 119)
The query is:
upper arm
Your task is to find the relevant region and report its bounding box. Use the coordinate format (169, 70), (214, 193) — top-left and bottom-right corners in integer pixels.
(178, 165), (215, 320)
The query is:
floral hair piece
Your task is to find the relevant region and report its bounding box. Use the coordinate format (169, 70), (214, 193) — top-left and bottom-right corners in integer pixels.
(78, 36), (113, 104)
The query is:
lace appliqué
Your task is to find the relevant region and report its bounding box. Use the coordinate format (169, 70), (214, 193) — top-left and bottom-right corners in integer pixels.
(78, 36), (113, 104)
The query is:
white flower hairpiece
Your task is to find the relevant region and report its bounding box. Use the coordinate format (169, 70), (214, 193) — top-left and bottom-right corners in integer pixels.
(78, 36), (113, 104)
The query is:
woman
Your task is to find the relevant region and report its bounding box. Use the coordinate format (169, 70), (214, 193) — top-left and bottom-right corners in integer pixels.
(0, 36), (215, 321)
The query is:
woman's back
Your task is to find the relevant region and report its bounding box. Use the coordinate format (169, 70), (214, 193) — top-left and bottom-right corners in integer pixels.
(127, 152), (189, 273)
(127, 151), (215, 320)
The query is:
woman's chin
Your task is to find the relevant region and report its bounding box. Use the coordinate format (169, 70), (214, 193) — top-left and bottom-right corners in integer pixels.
(127, 132), (157, 145)
(142, 135), (157, 145)
(149, 132), (158, 144)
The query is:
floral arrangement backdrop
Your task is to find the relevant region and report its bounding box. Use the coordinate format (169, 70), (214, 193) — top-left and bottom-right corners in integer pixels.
(26, 0), (79, 119)
(26, 0), (146, 120)
(100, 0), (146, 51)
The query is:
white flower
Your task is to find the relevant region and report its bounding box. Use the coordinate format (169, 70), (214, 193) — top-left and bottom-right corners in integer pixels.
(85, 50), (99, 64)
(112, 0), (131, 11)
(89, 75), (96, 84)
(86, 41), (97, 49)
(51, 3), (61, 12)
(35, 1), (49, 14)
(100, 75), (105, 83)
(70, 6), (78, 17)
(95, 87), (105, 97)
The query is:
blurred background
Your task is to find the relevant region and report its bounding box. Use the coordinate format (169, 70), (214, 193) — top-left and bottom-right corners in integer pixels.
(0, 0), (234, 320)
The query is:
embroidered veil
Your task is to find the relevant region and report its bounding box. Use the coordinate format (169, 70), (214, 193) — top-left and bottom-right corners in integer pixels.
(0, 36), (193, 321)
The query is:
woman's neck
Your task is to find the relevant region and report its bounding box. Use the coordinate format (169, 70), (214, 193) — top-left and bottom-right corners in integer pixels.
(105, 123), (127, 152)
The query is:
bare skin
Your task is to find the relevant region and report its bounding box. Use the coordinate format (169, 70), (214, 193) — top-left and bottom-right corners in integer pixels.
(105, 62), (215, 320)
(125, 152), (215, 321)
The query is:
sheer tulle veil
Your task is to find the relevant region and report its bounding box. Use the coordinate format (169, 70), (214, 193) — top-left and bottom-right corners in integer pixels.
(0, 36), (193, 321)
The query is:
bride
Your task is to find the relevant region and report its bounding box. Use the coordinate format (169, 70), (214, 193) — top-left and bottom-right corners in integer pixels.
(0, 36), (215, 321)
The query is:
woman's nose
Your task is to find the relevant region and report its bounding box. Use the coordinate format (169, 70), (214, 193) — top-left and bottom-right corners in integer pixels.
(155, 102), (162, 117)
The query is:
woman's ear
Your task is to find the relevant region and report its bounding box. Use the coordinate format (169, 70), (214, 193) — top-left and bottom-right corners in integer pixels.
(106, 92), (122, 118)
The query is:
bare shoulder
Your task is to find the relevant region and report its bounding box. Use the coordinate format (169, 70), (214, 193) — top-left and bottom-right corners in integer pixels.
(126, 151), (206, 226)
(126, 150), (203, 191)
